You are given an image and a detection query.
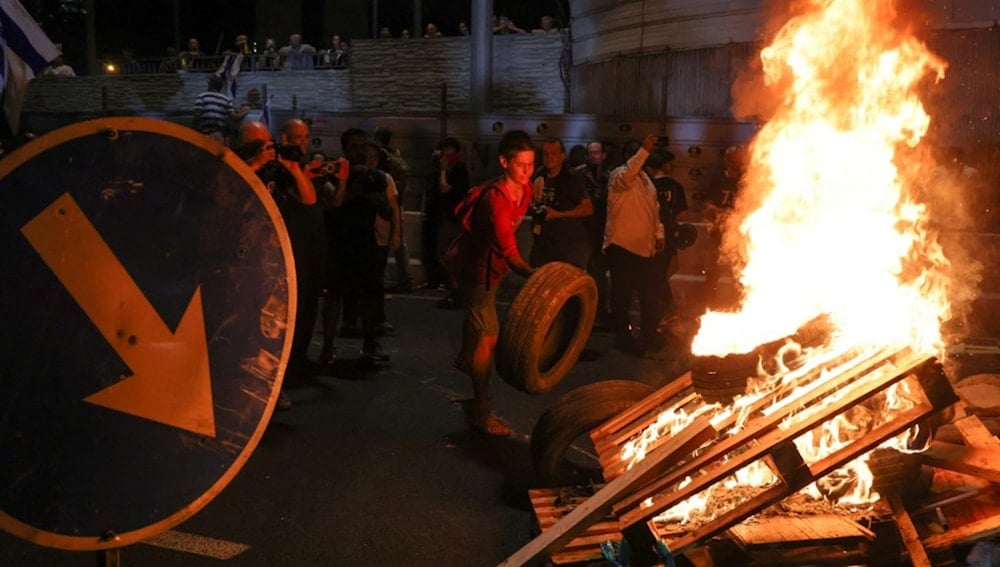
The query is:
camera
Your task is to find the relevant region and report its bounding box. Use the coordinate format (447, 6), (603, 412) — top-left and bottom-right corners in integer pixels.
(531, 201), (548, 222)
(655, 135), (670, 147)
(316, 160), (341, 176)
(274, 143), (304, 162)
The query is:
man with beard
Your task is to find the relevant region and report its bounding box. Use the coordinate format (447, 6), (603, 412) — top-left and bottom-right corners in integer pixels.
(237, 120), (347, 407)
(529, 137), (593, 269)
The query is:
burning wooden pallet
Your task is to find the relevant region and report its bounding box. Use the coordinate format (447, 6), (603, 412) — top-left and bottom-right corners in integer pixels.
(529, 486), (877, 566)
(501, 346), (993, 566)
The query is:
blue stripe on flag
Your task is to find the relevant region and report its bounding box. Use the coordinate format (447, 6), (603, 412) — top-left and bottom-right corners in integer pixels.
(218, 54), (241, 99)
(0, 1), (54, 74)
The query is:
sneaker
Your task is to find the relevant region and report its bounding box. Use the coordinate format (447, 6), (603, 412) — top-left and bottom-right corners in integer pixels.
(276, 390), (292, 411)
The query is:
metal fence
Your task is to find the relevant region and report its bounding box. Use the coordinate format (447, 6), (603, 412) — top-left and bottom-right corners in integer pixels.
(124, 53), (349, 75)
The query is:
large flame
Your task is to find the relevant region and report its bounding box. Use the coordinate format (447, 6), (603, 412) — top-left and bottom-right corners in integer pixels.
(625, 0), (958, 523)
(692, 0), (949, 357)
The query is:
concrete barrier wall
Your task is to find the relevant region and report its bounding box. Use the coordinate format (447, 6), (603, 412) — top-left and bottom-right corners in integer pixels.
(23, 34), (567, 117)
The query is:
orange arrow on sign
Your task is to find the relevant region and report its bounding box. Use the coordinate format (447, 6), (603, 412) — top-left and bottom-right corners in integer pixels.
(21, 192), (216, 438)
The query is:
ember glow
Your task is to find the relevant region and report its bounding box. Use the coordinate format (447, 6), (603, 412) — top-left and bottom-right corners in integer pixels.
(692, 0), (949, 357)
(623, 0), (956, 523)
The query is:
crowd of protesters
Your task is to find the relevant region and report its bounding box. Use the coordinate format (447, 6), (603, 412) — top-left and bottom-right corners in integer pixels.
(168, 11), (722, 431)
(201, 99), (705, 428)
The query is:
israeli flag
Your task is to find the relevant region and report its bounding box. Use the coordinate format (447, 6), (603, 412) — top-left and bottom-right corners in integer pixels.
(261, 94), (271, 130)
(217, 53), (243, 99)
(0, 0), (58, 134)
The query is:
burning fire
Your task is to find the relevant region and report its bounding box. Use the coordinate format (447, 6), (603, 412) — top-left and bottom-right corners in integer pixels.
(623, 0), (958, 522)
(693, 0), (949, 358)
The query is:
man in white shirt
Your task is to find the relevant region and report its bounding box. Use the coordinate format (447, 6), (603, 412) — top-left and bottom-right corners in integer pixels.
(604, 134), (666, 354)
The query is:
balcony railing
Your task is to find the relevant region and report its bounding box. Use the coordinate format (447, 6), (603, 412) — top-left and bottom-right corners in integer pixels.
(115, 53), (349, 75)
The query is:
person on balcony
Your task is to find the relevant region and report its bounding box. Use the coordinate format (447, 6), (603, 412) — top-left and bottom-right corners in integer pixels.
(279, 33), (316, 70)
(259, 37), (280, 69)
(424, 23), (443, 38)
(179, 37), (203, 70)
(42, 50), (75, 77)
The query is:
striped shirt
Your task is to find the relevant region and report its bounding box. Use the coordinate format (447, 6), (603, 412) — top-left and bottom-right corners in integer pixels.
(193, 91), (234, 134)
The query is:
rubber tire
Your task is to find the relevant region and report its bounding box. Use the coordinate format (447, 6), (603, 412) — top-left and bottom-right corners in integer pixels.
(496, 262), (597, 394)
(530, 380), (656, 487)
(690, 350), (759, 404)
(692, 315), (835, 403)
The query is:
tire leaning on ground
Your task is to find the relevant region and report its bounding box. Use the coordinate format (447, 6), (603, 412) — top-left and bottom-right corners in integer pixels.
(530, 380), (657, 486)
(495, 262), (598, 394)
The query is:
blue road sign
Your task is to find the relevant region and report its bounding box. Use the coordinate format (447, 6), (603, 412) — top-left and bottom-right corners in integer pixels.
(0, 118), (296, 550)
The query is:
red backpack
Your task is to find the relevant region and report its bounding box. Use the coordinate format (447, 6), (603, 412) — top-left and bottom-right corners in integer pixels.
(452, 177), (501, 233)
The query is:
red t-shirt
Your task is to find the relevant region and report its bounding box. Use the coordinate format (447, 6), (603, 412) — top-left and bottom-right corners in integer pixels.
(444, 179), (531, 287)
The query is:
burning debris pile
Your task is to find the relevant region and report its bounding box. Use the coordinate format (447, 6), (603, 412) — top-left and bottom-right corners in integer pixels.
(504, 0), (999, 565)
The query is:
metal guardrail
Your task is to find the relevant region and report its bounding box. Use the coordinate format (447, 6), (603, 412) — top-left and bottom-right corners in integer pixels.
(123, 54), (349, 75)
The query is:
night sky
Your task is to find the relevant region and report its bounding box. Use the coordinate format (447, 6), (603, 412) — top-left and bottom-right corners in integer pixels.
(33, 0), (570, 66)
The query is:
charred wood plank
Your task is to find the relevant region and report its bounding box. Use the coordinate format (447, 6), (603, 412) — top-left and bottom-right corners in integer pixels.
(728, 515), (875, 547)
(651, 388), (949, 554)
(919, 443), (1000, 483)
(953, 413), (1000, 449)
(887, 493), (933, 567)
(590, 372), (693, 448)
(922, 513), (1000, 550)
(499, 417), (716, 567)
(614, 350), (933, 523)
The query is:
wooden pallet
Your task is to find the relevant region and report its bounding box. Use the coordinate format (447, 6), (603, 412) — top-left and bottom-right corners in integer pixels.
(529, 486), (878, 566)
(614, 351), (951, 545)
(505, 347), (968, 566)
(528, 486), (617, 565)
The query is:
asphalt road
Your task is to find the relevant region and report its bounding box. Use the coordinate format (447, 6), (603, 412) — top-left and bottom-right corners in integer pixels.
(2, 283), (690, 567)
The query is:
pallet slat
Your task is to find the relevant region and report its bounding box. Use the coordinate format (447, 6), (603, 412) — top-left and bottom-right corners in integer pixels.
(728, 515), (874, 547)
(500, 417), (716, 567)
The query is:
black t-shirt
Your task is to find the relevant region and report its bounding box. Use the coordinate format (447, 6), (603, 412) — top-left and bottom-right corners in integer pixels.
(256, 161), (325, 274)
(534, 166), (590, 249)
(327, 165), (388, 255)
(653, 175), (688, 226)
(424, 162), (471, 220)
(693, 168), (739, 216)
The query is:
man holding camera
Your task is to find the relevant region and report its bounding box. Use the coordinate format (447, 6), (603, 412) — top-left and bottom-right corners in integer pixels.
(529, 137), (593, 269)
(237, 120), (348, 405)
(321, 128), (399, 364)
(604, 134), (667, 356)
